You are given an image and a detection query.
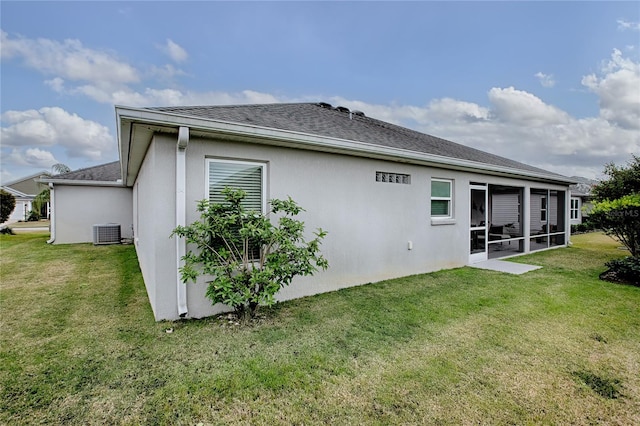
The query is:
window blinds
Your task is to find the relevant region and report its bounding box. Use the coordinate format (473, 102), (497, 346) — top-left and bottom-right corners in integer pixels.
(208, 161), (263, 212)
(431, 180), (452, 217)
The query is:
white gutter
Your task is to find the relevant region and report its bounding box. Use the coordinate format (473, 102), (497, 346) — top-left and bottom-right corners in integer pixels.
(39, 178), (125, 187)
(46, 183), (55, 244)
(175, 126), (189, 318)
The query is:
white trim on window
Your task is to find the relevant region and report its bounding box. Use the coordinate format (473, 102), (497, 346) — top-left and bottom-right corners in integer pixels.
(431, 178), (455, 224)
(570, 197), (580, 220)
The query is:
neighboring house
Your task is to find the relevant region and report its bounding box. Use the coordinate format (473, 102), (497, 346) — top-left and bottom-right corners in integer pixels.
(45, 102), (575, 321)
(41, 161), (133, 244)
(569, 178), (596, 225)
(1, 171), (51, 223)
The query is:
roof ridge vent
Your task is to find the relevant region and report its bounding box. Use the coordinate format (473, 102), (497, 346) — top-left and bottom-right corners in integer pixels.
(335, 106), (350, 113)
(352, 110), (365, 117)
(317, 102), (333, 109)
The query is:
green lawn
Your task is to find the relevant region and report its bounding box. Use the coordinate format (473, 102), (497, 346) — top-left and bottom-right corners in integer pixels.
(1, 233), (639, 425)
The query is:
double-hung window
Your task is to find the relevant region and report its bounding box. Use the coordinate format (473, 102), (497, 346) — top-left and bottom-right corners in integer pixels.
(431, 178), (453, 219)
(570, 198), (579, 220)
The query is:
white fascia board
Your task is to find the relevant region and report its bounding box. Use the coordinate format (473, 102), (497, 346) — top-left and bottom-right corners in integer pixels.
(115, 106), (574, 186)
(39, 178), (126, 187)
(1, 186), (30, 198)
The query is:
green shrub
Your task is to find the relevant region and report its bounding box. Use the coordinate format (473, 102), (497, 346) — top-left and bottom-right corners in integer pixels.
(0, 190), (16, 223)
(571, 222), (596, 234)
(590, 194), (640, 257)
(172, 188), (328, 322)
(603, 256), (640, 286)
(26, 210), (41, 222)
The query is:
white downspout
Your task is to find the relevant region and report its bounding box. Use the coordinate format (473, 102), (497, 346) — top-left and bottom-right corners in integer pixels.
(176, 126), (189, 317)
(46, 183), (55, 244)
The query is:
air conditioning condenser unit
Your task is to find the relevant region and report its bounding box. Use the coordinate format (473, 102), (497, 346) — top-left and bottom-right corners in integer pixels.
(92, 224), (121, 245)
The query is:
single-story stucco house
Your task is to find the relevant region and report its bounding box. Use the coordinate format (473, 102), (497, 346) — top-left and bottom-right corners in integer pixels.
(43, 102), (576, 321)
(1, 171), (51, 223)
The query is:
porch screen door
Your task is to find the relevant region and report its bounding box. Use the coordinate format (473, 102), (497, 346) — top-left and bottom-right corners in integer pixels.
(469, 185), (488, 263)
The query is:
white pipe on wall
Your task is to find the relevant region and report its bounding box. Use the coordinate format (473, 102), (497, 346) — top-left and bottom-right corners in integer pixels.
(176, 126), (189, 317)
(46, 183), (55, 244)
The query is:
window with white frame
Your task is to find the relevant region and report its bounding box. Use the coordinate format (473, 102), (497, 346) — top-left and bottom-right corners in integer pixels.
(431, 178), (453, 218)
(541, 196), (547, 222)
(570, 198), (580, 220)
(207, 159), (266, 213)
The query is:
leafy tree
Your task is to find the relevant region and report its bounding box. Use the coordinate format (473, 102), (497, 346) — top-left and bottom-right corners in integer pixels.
(32, 191), (49, 219)
(51, 163), (71, 174)
(33, 163), (71, 217)
(590, 194), (640, 257)
(172, 188), (328, 322)
(591, 154), (640, 202)
(1, 190), (16, 224)
(590, 156), (640, 283)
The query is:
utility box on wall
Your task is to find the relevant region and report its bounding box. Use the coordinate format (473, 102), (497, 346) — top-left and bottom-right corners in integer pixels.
(92, 224), (121, 245)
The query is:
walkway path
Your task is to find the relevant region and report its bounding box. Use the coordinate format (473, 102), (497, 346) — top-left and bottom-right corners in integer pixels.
(470, 259), (541, 275)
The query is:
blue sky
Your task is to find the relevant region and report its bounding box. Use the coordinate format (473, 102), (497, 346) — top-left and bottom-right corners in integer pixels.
(1, 1), (639, 183)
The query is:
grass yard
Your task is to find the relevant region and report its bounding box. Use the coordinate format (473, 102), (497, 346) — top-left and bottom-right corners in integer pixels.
(1, 232), (639, 425)
(6, 220), (50, 229)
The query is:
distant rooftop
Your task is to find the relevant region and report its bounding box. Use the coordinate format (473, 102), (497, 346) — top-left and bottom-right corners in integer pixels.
(52, 161), (121, 182)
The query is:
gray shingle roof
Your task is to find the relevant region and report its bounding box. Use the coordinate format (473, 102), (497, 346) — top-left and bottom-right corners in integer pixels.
(147, 102), (564, 177)
(54, 161), (121, 182)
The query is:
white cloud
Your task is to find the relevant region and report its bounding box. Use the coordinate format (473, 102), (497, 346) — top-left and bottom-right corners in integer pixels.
(581, 49), (640, 130)
(426, 98), (490, 123)
(1, 30), (139, 85)
(7, 148), (59, 168)
(1, 168), (15, 184)
(1, 107), (114, 161)
(149, 64), (187, 81)
(73, 86), (283, 107)
(534, 72), (556, 88)
(45, 77), (65, 92)
(330, 79), (638, 179)
(160, 39), (188, 63)
(488, 87), (571, 125)
(617, 19), (640, 31)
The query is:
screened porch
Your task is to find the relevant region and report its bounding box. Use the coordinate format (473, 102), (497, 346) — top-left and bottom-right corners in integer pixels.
(470, 185), (567, 261)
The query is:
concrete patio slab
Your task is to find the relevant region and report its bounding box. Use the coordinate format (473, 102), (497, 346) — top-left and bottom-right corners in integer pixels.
(469, 259), (542, 275)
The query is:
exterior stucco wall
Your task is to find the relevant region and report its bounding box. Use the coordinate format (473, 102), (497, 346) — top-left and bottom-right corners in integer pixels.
(52, 185), (132, 244)
(135, 134), (570, 321)
(132, 137), (177, 320)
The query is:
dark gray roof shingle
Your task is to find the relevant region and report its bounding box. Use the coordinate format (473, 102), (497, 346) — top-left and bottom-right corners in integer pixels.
(147, 102), (564, 177)
(54, 161), (121, 182)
